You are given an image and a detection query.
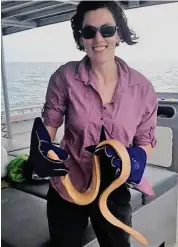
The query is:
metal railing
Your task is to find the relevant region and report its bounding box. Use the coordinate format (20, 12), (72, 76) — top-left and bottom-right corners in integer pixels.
(1, 104), (43, 123)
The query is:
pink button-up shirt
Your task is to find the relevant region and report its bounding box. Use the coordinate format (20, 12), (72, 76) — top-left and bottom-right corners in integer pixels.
(43, 55), (158, 202)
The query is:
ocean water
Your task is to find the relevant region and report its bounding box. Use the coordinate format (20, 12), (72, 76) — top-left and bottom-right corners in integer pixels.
(1, 60), (178, 111)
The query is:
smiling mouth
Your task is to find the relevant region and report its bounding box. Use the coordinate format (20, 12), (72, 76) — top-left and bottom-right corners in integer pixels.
(92, 46), (107, 52)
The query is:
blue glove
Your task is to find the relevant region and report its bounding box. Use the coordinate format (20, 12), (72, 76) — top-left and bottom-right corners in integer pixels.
(27, 117), (69, 178)
(85, 144), (147, 184)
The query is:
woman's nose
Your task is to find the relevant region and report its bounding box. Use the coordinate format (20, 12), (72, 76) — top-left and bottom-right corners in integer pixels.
(94, 30), (104, 42)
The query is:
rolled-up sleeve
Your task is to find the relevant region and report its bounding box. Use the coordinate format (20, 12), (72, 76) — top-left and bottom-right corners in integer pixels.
(134, 84), (158, 148)
(42, 66), (68, 128)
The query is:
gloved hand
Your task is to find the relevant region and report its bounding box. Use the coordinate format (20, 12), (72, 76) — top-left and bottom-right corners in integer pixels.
(85, 144), (147, 184)
(85, 144), (122, 175)
(27, 117), (69, 178)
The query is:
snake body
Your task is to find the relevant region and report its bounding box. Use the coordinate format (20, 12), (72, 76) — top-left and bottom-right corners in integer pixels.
(47, 139), (148, 246)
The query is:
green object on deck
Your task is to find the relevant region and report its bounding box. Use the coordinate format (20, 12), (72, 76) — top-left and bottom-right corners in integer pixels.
(7, 155), (28, 183)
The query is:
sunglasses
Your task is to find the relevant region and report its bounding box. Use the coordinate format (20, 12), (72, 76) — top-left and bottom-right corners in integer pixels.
(80, 25), (118, 39)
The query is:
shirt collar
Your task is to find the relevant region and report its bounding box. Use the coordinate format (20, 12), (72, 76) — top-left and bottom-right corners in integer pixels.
(74, 55), (137, 90)
(74, 55), (91, 85)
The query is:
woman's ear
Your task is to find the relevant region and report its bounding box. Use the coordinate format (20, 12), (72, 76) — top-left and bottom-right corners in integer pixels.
(80, 38), (86, 51)
(79, 37), (84, 47)
(117, 35), (120, 45)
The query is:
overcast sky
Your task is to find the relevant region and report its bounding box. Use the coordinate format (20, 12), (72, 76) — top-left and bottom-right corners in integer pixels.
(3, 2), (178, 63)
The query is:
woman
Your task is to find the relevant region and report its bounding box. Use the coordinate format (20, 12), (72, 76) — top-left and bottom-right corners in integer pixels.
(37, 1), (158, 246)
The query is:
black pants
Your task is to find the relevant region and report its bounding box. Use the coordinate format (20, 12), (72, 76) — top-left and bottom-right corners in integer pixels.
(47, 182), (132, 247)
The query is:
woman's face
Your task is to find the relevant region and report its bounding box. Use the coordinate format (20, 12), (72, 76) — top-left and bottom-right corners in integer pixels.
(81, 8), (120, 65)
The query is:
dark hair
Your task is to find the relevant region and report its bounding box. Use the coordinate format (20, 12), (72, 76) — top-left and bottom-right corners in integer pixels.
(71, 1), (138, 51)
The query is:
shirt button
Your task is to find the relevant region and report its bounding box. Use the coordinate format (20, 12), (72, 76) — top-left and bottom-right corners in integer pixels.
(103, 107), (106, 109)
(101, 118), (103, 120)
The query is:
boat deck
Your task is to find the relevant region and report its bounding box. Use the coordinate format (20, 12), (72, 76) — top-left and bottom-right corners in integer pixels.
(1, 114), (178, 247)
